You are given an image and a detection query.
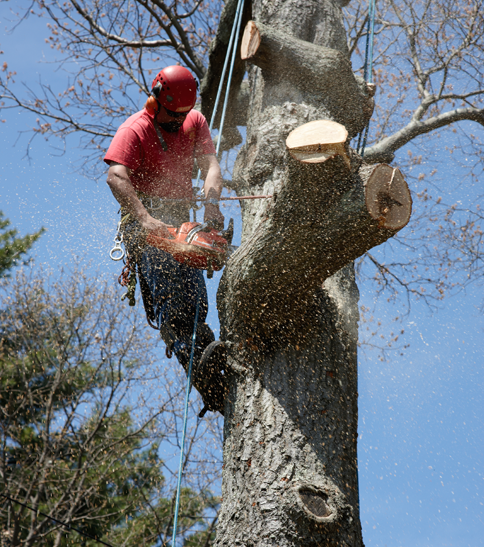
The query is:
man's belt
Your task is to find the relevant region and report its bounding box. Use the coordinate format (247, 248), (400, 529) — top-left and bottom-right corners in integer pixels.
(126, 191), (192, 227)
(136, 191), (192, 210)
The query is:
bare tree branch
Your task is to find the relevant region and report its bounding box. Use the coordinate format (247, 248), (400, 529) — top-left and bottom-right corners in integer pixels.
(364, 105), (484, 162)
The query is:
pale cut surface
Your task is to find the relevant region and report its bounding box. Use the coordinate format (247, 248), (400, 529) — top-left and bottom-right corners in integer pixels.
(241, 20), (261, 60)
(286, 120), (349, 166)
(365, 164), (412, 230)
(286, 120), (348, 150)
(289, 147), (342, 164)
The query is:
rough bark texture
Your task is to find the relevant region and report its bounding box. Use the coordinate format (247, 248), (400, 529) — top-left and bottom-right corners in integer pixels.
(212, 1), (409, 546)
(239, 21), (374, 138)
(218, 267), (361, 546)
(219, 160), (410, 333)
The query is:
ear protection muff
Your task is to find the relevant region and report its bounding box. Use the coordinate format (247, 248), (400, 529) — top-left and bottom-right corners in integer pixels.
(144, 96), (158, 115)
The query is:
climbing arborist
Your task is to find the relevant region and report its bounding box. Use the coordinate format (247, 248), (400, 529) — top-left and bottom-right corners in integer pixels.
(104, 65), (226, 415)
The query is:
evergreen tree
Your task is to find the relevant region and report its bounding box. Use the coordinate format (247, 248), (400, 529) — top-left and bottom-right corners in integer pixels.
(0, 212), (44, 278)
(0, 268), (218, 546)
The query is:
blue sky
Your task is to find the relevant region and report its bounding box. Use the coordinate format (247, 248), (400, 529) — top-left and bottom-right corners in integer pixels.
(1, 4), (483, 546)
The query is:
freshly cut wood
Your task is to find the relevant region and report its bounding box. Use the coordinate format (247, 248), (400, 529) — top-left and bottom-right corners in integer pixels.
(241, 20), (260, 60)
(366, 83), (377, 97)
(361, 163), (412, 230)
(286, 120), (350, 168)
(286, 120), (347, 149)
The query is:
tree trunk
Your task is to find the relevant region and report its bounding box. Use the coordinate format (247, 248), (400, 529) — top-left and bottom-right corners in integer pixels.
(213, 2), (411, 545)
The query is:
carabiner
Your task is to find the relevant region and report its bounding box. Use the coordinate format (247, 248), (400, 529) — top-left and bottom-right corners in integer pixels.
(110, 222), (125, 261)
(110, 242), (125, 261)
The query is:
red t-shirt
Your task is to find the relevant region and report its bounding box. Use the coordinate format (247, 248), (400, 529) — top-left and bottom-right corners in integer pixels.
(104, 109), (215, 199)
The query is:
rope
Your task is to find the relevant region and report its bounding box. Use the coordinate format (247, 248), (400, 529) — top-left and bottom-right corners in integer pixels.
(0, 493), (114, 547)
(357, 0), (376, 157)
(193, 0), (246, 211)
(171, 282), (201, 547)
(153, 194), (273, 204)
(212, 194), (272, 201)
(171, 4), (245, 544)
(214, 0), (245, 158)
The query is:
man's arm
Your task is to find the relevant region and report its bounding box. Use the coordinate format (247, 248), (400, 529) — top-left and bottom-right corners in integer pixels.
(106, 162), (172, 237)
(197, 154), (225, 228)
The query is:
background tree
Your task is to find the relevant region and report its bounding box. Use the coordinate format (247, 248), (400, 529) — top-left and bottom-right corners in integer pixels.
(0, 0), (221, 176)
(1, 0), (483, 545)
(0, 265), (220, 546)
(344, 0), (484, 314)
(0, 212), (44, 278)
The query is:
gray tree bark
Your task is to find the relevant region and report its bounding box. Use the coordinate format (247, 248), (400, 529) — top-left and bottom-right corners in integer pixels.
(212, 1), (410, 545)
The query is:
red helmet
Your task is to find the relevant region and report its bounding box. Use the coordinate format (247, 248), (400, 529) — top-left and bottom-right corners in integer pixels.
(151, 66), (198, 113)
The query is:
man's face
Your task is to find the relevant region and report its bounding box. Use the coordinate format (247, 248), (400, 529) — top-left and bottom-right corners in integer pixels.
(156, 105), (189, 132)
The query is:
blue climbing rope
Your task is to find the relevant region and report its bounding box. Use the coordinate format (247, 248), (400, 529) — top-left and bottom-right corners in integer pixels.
(171, 285), (201, 547)
(357, 0), (377, 157)
(194, 0), (246, 189)
(171, 1), (245, 545)
(214, 0), (245, 157)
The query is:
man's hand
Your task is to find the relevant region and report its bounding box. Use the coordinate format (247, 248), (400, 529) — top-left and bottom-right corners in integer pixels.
(204, 203), (225, 230)
(198, 154), (224, 229)
(140, 215), (174, 239)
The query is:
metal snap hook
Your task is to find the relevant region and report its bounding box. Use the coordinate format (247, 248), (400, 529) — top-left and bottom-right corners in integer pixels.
(110, 222), (125, 261)
(110, 244), (125, 261)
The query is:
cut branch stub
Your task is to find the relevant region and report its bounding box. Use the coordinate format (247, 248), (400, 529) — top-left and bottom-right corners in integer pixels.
(362, 163), (412, 230)
(241, 20), (260, 60)
(220, 161), (412, 332)
(286, 120), (350, 168)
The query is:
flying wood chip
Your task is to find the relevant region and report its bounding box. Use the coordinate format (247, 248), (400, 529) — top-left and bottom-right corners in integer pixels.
(286, 120), (350, 168)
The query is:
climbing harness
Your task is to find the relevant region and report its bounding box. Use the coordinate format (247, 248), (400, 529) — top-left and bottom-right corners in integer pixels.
(357, 0), (376, 157)
(118, 256), (137, 306)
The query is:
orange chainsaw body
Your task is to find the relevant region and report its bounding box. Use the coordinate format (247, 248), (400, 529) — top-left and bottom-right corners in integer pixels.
(146, 222), (228, 272)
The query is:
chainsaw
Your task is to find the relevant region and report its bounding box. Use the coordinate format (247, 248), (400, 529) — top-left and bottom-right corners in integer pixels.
(146, 218), (235, 278)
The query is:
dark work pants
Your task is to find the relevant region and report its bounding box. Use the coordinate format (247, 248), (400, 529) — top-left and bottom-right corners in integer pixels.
(139, 244), (209, 367)
(123, 221), (211, 369)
